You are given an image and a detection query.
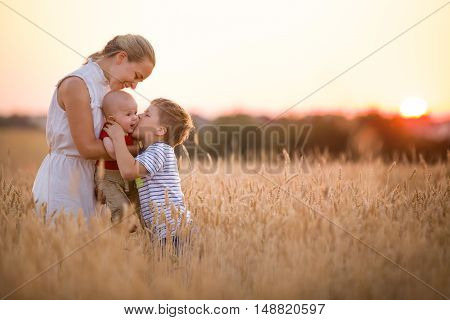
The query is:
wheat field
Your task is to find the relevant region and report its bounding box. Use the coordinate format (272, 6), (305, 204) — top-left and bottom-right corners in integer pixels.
(0, 128), (449, 299)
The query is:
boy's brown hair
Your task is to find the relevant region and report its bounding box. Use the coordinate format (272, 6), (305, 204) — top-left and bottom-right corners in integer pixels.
(152, 98), (194, 147)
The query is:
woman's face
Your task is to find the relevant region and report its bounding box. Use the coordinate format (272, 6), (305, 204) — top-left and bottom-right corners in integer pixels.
(108, 52), (154, 90)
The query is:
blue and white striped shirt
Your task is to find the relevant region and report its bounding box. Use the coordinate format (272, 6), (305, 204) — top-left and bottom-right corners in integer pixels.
(135, 142), (191, 238)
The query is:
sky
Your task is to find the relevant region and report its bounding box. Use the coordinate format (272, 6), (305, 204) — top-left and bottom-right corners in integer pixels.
(0, 0), (449, 119)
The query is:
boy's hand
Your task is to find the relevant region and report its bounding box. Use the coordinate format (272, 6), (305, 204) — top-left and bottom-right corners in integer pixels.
(104, 120), (125, 141)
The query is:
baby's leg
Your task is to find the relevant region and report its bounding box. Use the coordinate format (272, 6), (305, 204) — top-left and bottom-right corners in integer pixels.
(98, 170), (130, 223)
(126, 182), (144, 232)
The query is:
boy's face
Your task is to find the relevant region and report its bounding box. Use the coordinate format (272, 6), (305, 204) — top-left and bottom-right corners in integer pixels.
(133, 104), (166, 140)
(109, 101), (139, 134)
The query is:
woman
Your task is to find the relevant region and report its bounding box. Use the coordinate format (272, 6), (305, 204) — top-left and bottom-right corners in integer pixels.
(32, 34), (155, 218)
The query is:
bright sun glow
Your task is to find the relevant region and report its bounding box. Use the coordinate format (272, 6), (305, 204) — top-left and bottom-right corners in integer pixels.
(399, 97), (428, 118)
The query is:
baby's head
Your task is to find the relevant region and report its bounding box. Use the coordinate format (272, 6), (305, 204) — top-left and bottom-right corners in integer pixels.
(102, 91), (138, 133)
(134, 98), (193, 147)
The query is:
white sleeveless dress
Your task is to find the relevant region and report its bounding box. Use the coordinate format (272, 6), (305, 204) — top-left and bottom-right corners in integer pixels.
(32, 59), (110, 218)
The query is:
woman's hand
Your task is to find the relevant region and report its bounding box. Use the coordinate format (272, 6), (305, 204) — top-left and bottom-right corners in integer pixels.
(104, 120), (125, 141)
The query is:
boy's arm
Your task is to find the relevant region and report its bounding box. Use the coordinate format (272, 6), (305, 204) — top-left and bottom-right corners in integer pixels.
(103, 137), (116, 160)
(105, 136), (138, 158)
(127, 141), (140, 156)
(104, 121), (165, 180)
(103, 123), (147, 180)
(109, 137), (148, 180)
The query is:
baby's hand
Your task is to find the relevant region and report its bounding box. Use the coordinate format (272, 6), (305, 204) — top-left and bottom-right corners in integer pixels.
(104, 120), (125, 141)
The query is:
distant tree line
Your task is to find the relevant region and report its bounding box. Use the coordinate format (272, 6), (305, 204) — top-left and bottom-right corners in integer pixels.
(181, 112), (449, 163)
(1, 113), (448, 162)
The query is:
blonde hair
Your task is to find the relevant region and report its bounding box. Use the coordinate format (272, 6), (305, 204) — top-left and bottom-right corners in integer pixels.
(152, 98), (194, 147)
(86, 34), (155, 65)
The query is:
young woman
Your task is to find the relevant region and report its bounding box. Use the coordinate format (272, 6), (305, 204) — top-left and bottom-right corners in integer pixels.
(32, 34), (155, 218)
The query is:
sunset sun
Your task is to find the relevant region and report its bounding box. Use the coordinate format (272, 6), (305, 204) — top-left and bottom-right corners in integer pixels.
(399, 97), (428, 118)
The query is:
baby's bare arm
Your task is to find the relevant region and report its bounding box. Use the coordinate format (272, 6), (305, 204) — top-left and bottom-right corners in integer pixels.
(103, 137), (116, 160)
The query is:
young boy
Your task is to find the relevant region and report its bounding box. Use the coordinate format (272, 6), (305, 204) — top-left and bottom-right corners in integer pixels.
(104, 98), (194, 240)
(96, 91), (140, 223)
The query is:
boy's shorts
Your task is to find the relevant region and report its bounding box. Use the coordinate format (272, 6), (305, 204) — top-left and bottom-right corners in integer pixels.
(95, 169), (140, 223)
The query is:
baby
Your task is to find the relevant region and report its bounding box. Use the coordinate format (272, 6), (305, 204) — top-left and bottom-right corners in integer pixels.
(104, 98), (194, 242)
(96, 91), (140, 223)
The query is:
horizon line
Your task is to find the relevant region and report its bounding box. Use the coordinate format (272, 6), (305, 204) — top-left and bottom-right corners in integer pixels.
(1, 106), (449, 122)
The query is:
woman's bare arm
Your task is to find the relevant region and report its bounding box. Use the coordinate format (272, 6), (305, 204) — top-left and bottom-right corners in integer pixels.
(58, 77), (111, 160)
